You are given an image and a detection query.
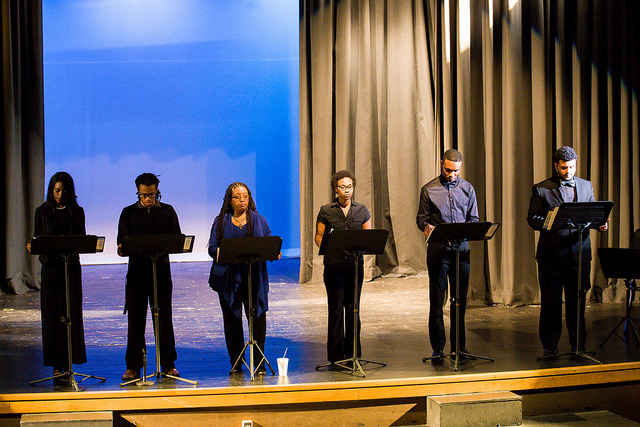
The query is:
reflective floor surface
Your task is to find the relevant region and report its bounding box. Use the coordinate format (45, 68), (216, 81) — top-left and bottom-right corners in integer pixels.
(2, 258), (640, 393)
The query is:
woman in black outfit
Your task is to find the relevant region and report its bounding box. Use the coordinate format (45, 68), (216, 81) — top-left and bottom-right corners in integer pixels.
(29, 172), (87, 375)
(315, 170), (372, 364)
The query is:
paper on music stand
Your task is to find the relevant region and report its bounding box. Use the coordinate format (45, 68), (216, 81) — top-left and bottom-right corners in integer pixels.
(183, 235), (195, 252)
(425, 222), (499, 244)
(542, 201), (613, 231)
(96, 236), (105, 252)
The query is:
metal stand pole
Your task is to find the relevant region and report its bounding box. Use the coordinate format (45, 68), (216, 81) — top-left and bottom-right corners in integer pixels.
(538, 224), (601, 364)
(231, 258), (275, 381)
(316, 250), (386, 377)
(122, 254), (198, 386)
(600, 279), (640, 348)
(423, 241), (494, 371)
(31, 254), (105, 391)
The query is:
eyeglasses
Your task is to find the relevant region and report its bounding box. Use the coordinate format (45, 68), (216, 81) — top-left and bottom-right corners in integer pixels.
(232, 195), (249, 201)
(137, 192), (157, 200)
(336, 185), (353, 191)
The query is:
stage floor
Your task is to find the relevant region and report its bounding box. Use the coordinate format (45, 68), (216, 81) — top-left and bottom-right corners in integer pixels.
(2, 258), (640, 394)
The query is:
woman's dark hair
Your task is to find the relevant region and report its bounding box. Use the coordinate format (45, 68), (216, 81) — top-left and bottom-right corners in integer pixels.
(214, 182), (257, 243)
(45, 171), (79, 208)
(41, 172), (81, 234)
(331, 170), (357, 190)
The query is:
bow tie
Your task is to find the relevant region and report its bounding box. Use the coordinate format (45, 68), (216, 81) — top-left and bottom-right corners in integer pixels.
(560, 179), (575, 187)
(444, 180), (457, 189)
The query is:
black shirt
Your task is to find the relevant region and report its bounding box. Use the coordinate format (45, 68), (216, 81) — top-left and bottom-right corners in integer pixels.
(316, 199), (371, 266)
(117, 201), (181, 284)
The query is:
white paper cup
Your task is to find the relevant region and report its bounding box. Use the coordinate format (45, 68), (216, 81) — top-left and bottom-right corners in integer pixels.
(277, 357), (289, 376)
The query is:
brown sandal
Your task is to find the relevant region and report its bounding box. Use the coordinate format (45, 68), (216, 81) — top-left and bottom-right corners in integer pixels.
(121, 369), (139, 380)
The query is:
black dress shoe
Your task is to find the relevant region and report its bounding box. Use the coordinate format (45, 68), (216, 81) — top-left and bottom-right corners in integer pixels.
(229, 366), (243, 375)
(256, 365), (267, 375)
(457, 349), (477, 361)
(541, 349), (559, 359)
(52, 369), (68, 385)
(431, 350), (445, 364)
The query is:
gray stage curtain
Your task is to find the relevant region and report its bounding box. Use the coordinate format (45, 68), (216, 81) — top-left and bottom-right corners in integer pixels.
(1, 0), (44, 294)
(300, 0), (640, 305)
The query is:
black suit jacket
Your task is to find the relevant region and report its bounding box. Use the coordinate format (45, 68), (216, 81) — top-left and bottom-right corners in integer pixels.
(527, 176), (595, 265)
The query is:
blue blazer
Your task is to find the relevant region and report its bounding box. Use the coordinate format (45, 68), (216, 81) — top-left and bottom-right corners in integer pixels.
(207, 212), (271, 318)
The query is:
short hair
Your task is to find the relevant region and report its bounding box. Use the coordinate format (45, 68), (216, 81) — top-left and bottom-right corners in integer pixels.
(135, 173), (160, 189)
(442, 149), (463, 162)
(331, 170), (357, 189)
(553, 146), (577, 163)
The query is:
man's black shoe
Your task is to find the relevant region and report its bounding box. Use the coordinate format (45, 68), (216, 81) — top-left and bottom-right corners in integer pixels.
(456, 349), (477, 361)
(431, 350), (445, 364)
(229, 365), (243, 375)
(541, 349), (559, 359)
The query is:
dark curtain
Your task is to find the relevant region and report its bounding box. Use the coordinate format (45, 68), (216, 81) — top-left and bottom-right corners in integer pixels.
(1, 0), (44, 294)
(300, 0), (640, 305)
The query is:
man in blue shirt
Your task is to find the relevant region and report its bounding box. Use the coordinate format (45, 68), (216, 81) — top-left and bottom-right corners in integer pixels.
(416, 149), (479, 361)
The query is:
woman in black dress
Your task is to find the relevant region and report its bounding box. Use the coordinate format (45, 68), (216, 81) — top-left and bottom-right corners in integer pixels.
(29, 172), (87, 375)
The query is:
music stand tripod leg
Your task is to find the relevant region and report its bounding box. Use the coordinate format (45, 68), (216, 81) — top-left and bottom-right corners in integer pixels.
(121, 349), (152, 386)
(599, 317), (625, 348)
(623, 282), (640, 345)
(321, 251), (385, 377)
(230, 260), (274, 381)
(600, 280), (634, 348)
(31, 254), (105, 391)
(426, 243), (494, 371)
(627, 319), (640, 346)
(148, 256), (198, 386)
(566, 227), (602, 364)
(575, 228), (601, 364)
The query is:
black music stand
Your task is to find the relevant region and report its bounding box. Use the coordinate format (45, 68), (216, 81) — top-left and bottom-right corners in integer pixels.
(29, 235), (107, 391)
(119, 234), (198, 386)
(315, 229), (389, 377)
(422, 221), (500, 371)
(537, 201), (613, 364)
(598, 248), (640, 347)
(218, 236), (282, 381)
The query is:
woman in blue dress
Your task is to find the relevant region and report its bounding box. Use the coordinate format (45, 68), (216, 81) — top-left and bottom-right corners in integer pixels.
(208, 182), (273, 374)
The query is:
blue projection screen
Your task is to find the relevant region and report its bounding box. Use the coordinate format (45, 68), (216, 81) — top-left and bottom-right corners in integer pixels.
(43, 0), (299, 264)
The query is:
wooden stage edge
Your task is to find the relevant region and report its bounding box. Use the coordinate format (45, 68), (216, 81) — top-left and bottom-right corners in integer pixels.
(2, 361), (640, 415)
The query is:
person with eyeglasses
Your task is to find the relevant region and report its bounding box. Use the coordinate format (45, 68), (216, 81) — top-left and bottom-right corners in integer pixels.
(416, 149), (479, 363)
(315, 170), (372, 365)
(28, 172), (88, 378)
(117, 172), (182, 381)
(207, 182), (275, 374)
